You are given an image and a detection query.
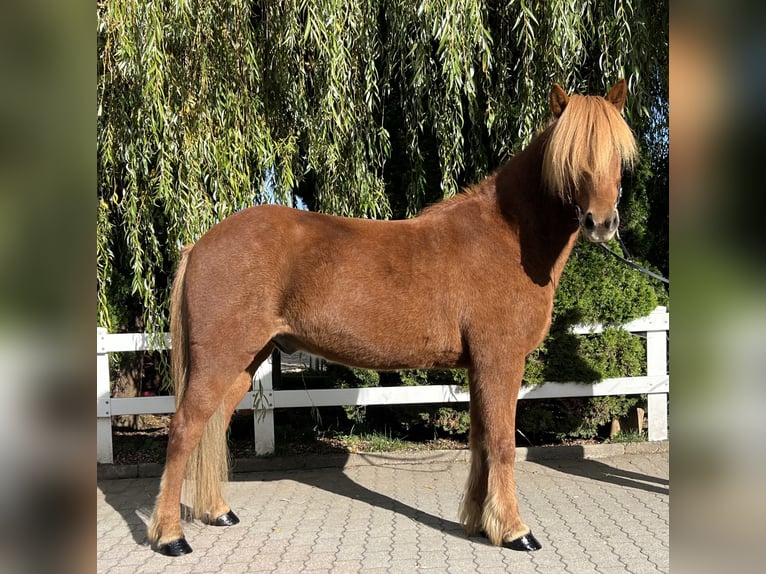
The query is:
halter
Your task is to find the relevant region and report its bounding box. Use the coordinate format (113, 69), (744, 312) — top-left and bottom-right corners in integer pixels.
(566, 182), (623, 221)
(564, 189), (582, 221)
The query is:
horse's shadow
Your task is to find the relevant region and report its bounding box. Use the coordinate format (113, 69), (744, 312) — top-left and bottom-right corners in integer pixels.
(97, 455), (485, 550)
(98, 473), (162, 547)
(98, 474), (259, 548)
(234, 454), (478, 544)
(524, 448), (669, 496)
(98, 443), (667, 555)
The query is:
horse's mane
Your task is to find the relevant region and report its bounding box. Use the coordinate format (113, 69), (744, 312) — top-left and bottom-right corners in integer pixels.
(541, 94), (638, 200)
(418, 93), (637, 217)
(417, 183), (490, 218)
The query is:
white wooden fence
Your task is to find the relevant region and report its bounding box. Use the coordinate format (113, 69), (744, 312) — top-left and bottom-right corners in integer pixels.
(96, 306), (669, 464)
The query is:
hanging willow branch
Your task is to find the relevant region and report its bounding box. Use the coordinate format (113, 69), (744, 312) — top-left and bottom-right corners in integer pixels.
(97, 0), (667, 334)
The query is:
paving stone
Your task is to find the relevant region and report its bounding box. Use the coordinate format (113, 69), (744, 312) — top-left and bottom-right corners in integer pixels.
(97, 447), (668, 573)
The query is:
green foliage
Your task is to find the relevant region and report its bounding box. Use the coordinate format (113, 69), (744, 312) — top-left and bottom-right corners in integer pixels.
(346, 368), (379, 423)
(579, 329), (646, 379)
(516, 395), (641, 441)
(399, 369), (467, 388)
(398, 369), (430, 387)
(323, 366), (380, 422)
(328, 367), (469, 428)
(361, 403), (471, 440)
(342, 433), (411, 453)
(420, 407), (472, 437)
(344, 405), (367, 427)
(327, 365), (381, 388)
(573, 395), (640, 439)
(98, 0), (668, 334)
(526, 327), (647, 387)
(387, 369), (467, 437)
(607, 430), (646, 444)
(520, 234), (657, 437)
(515, 402), (558, 441)
(555, 242), (659, 326)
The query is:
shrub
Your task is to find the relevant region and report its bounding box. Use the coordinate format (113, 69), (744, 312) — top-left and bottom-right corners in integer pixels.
(516, 396), (643, 442)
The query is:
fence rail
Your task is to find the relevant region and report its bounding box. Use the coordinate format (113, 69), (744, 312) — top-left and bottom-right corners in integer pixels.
(96, 306), (668, 464)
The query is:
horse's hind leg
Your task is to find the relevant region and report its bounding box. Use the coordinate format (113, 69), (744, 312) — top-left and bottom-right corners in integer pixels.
(148, 375), (227, 555)
(203, 346), (275, 526)
(148, 346), (271, 555)
(192, 370), (252, 526)
(459, 372), (489, 536)
(471, 358), (542, 551)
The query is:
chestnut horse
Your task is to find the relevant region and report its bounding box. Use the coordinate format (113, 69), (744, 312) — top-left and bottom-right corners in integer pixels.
(148, 81), (637, 555)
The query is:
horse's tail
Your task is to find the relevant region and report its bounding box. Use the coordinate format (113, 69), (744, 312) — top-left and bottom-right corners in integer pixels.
(170, 245), (192, 411)
(171, 245), (229, 521)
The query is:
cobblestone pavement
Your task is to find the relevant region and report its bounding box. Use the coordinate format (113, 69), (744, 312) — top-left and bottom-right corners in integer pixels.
(97, 447), (669, 573)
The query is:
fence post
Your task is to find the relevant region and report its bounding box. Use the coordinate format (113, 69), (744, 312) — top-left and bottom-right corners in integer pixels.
(97, 327), (114, 463)
(646, 308), (669, 441)
(252, 351), (276, 455)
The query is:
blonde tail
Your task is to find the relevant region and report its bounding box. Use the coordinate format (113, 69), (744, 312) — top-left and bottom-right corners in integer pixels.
(171, 245), (229, 521)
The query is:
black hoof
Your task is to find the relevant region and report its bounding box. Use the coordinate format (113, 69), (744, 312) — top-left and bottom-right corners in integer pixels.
(156, 537), (193, 556)
(206, 509), (240, 526)
(503, 531), (542, 551)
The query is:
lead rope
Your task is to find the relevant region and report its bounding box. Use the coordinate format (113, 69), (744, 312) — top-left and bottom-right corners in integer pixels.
(598, 232), (669, 285)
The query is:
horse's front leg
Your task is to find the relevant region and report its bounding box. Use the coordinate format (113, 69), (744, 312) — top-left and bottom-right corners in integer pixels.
(459, 373), (488, 536)
(469, 359), (542, 551)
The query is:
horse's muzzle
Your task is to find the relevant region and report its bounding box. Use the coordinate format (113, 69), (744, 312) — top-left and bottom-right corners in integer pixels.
(580, 209), (619, 243)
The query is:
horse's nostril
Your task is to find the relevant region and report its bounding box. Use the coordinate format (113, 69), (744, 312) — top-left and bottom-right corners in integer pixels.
(609, 212), (619, 231)
(584, 212), (595, 231)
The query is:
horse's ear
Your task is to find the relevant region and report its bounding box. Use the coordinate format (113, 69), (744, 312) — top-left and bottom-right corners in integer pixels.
(550, 84), (569, 118)
(606, 79), (628, 113)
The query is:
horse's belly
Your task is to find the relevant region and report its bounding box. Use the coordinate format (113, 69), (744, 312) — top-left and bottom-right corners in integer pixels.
(272, 326), (466, 371)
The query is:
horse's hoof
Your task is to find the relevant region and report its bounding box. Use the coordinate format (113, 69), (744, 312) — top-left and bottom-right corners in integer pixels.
(156, 537), (193, 556)
(207, 509), (240, 526)
(503, 531), (542, 551)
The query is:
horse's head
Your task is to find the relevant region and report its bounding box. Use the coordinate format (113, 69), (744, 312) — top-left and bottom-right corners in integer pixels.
(571, 154), (623, 243)
(545, 80), (637, 243)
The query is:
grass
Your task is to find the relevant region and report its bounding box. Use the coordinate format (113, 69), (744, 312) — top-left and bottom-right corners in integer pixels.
(605, 430), (647, 444)
(273, 423), (468, 456)
(341, 433), (413, 453)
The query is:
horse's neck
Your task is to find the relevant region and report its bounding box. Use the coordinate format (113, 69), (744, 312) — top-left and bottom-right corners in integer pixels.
(495, 138), (580, 288)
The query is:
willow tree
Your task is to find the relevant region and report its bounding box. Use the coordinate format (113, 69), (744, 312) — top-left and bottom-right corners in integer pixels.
(98, 0), (667, 338)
